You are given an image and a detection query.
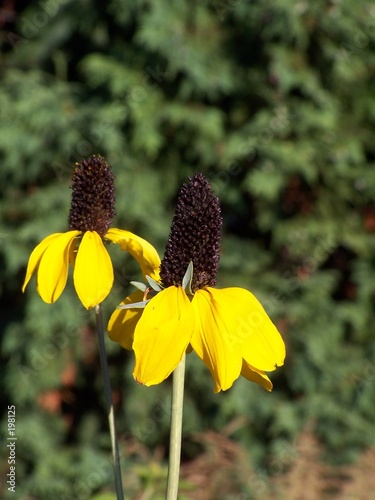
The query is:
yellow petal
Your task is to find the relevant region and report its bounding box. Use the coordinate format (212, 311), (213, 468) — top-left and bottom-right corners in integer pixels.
(73, 231), (114, 309)
(36, 231), (80, 303)
(241, 360), (273, 392)
(22, 233), (64, 292)
(133, 287), (194, 386)
(210, 287), (285, 371)
(108, 290), (144, 350)
(191, 289), (243, 393)
(106, 228), (161, 280)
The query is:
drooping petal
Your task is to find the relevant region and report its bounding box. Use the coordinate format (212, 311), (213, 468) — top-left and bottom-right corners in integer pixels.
(205, 287), (285, 372)
(73, 231), (114, 309)
(105, 228), (161, 280)
(191, 288), (243, 393)
(241, 360), (273, 392)
(132, 286), (194, 386)
(22, 233), (65, 293)
(108, 290), (144, 350)
(36, 231), (81, 303)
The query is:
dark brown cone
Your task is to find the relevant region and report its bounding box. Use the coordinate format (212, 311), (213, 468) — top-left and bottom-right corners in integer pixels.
(160, 173), (222, 292)
(68, 155), (116, 237)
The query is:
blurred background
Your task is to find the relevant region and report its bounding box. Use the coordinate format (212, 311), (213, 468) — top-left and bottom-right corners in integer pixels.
(1, 1), (375, 498)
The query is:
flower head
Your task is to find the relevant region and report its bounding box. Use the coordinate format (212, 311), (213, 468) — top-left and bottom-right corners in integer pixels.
(160, 173), (221, 292)
(22, 155), (160, 309)
(108, 174), (285, 392)
(68, 155), (116, 237)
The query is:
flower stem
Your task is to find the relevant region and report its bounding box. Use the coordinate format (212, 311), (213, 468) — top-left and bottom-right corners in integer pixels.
(95, 304), (124, 500)
(166, 353), (186, 500)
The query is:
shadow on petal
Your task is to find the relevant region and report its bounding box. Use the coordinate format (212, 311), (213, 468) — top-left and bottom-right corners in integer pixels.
(108, 290), (144, 350)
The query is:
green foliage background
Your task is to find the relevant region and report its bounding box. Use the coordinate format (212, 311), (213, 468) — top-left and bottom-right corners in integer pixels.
(1, 0), (375, 498)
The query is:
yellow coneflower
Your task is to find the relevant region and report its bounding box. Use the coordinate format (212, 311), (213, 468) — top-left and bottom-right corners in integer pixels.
(108, 174), (285, 392)
(22, 155), (160, 309)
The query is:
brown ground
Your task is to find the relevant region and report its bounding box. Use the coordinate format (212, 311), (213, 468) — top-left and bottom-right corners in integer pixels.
(178, 428), (375, 500)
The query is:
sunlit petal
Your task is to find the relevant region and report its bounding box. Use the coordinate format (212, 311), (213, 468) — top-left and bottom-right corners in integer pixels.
(106, 228), (161, 280)
(133, 287), (194, 386)
(74, 231), (113, 309)
(191, 289), (243, 393)
(202, 287), (285, 372)
(222, 287), (286, 371)
(37, 231), (80, 303)
(108, 291), (144, 350)
(22, 233), (65, 292)
(241, 360), (273, 392)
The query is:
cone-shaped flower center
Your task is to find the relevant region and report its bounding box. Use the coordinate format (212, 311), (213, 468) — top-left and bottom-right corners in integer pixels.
(68, 155), (116, 237)
(160, 173), (222, 293)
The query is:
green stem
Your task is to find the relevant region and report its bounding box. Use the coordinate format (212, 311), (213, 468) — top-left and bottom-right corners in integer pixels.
(166, 353), (186, 500)
(95, 304), (124, 500)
